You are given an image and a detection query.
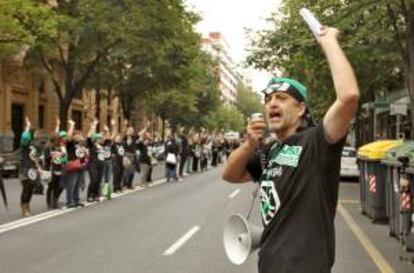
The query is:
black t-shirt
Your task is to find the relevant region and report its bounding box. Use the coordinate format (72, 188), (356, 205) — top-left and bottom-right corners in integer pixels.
(44, 146), (67, 175)
(67, 141), (87, 162)
(21, 144), (40, 171)
(136, 140), (151, 164)
(86, 138), (105, 164)
(102, 139), (113, 162)
(113, 142), (125, 162)
(246, 125), (345, 273)
(179, 137), (188, 156)
(124, 136), (137, 154)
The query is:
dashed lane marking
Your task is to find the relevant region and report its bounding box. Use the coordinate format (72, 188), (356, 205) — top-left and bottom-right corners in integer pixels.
(338, 204), (395, 273)
(228, 189), (241, 199)
(163, 226), (200, 256)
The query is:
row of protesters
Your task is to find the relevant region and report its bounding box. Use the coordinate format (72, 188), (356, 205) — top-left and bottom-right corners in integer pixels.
(17, 116), (152, 216)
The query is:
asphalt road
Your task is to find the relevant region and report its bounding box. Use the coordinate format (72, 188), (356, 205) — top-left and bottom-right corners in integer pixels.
(0, 165), (413, 273)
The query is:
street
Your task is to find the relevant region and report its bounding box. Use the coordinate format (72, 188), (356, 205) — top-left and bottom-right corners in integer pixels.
(0, 166), (413, 273)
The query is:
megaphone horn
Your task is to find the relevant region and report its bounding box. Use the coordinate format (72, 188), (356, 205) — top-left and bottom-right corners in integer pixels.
(223, 214), (263, 265)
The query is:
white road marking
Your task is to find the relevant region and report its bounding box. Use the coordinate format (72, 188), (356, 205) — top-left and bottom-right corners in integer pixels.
(0, 208), (76, 234)
(163, 226), (200, 256)
(338, 204), (395, 273)
(0, 178), (167, 235)
(228, 189), (240, 199)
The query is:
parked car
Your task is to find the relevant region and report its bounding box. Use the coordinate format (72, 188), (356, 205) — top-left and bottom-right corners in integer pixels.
(0, 149), (21, 178)
(340, 146), (359, 180)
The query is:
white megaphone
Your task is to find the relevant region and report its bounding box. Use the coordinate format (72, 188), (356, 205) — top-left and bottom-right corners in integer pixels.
(223, 214), (264, 265)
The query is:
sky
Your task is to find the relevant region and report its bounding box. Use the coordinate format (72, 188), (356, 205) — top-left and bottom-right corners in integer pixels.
(185, 0), (282, 92)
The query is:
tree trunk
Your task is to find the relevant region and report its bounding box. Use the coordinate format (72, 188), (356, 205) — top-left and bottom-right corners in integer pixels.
(95, 88), (101, 131)
(59, 99), (70, 131)
(161, 116), (166, 142)
(407, 3), (414, 139)
(121, 97), (132, 122)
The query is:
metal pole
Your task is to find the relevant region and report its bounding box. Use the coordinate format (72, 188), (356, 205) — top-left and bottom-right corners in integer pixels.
(396, 114), (400, 138)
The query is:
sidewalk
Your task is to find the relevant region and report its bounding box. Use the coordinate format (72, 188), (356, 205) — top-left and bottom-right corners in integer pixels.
(335, 182), (413, 272)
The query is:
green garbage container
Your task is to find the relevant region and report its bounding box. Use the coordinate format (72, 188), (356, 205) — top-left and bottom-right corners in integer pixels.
(382, 141), (414, 238)
(357, 140), (402, 221)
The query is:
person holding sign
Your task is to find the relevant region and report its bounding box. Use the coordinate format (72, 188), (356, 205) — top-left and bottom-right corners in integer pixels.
(222, 10), (360, 273)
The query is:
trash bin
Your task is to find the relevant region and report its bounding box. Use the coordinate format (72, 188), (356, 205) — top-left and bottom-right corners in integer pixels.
(357, 140), (402, 221)
(381, 141), (414, 238)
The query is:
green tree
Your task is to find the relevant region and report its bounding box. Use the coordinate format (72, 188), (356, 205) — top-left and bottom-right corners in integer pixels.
(19, 0), (130, 129)
(108, 0), (204, 120)
(204, 105), (245, 133)
(236, 84), (264, 119)
(0, 0), (58, 57)
(246, 0), (409, 124)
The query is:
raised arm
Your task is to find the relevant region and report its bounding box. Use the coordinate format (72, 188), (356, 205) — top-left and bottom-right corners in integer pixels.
(55, 117), (60, 134)
(87, 118), (98, 138)
(319, 26), (360, 143)
(21, 116), (32, 147)
(138, 121), (150, 138)
(67, 119), (75, 138)
(110, 119), (117, 139)
(103, 124), (110, 140)
(25, 116), (31, 132)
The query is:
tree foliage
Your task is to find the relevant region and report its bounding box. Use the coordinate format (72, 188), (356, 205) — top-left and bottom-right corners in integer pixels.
(236, 84), (264, 119)
(204, 105), (246, 133)
(247, 0), (409, 122)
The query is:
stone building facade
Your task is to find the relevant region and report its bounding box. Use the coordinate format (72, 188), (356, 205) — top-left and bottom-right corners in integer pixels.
(0, 60), (146, 153)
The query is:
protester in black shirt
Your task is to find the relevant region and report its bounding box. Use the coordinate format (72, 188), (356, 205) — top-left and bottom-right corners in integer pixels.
(223, 26), (360, 273)
(211, 138), (219, 167)
(63, 120), (88, 207)
(44, 132), (67, 209)
(86, 119), (105, 202)
(136, 131), (152, 187)
(44, 118), (68, 209)
(113, 134), (125, 193)
(122, 123), (138, 189)
(178, 134), (188, 177)
(165, 136), (180, 182)
(101, 121), (116, 199)
(19, 117), (42, 216)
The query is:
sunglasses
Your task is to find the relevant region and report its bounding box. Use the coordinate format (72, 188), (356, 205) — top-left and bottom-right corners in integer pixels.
(262, 82), (292, 96)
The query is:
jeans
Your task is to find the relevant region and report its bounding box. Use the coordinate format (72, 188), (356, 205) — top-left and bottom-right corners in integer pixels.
(165, 163), (177, 181)
(186, 156), (193, 174)
(122, 165), (135, 189)
(63, 170), (83, 206)
(139, 163), (151, 186)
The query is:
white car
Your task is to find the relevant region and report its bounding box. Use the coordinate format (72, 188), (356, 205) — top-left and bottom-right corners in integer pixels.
(340, 146), (359, 179)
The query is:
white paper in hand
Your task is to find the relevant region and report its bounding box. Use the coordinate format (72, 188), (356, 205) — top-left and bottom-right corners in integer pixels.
(299, 8), (321, 38)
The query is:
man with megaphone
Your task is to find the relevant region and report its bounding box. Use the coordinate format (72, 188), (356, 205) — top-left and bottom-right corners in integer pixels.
(222, 23), (360, 273)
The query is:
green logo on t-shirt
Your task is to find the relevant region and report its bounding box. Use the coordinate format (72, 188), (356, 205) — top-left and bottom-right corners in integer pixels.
(272, 145), (303, 167)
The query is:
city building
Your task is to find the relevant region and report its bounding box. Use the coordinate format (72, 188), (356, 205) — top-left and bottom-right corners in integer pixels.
(201, 32), (243, 105)
(0, 55), (147, 153)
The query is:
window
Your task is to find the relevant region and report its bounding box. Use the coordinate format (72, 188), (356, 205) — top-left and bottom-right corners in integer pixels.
(72, 110), (83, 130)
(38, 105), (45, 129)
